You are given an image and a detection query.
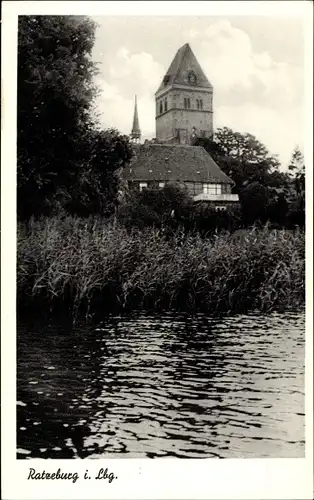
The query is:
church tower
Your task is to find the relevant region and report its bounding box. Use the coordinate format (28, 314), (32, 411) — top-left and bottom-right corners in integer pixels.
(155, 43), (213, 145)
(130, 95), (141, 143)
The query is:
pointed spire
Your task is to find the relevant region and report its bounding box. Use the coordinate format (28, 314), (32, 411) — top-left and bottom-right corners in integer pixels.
(130, 95), (141, 143)
(156, 43), (212, 94)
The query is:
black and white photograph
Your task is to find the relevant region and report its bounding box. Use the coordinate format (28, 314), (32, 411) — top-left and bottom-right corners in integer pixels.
(2, 3), (312, 495)
(14, 9), (309, 461)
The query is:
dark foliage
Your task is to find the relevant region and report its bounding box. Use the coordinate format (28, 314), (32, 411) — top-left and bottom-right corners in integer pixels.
(194, 128), (305, 229)
(17, 16), (133, 219)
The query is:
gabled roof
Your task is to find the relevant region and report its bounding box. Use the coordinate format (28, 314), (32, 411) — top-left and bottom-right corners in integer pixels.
(156, 43), (212, 94)
(122, 144), (233, 184)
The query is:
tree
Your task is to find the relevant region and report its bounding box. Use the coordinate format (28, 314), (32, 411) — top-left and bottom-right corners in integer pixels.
(194, 127), (288, 192)
(65, 128), (134, 217)
(288, 146), (305, 197)
(194, 127), (294, 227)
(286, 146), (305, 227)
(240, 182), (270, 225)
(17, 15), (98, 217)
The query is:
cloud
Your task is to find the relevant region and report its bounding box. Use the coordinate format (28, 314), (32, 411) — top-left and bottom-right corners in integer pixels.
(187, 20), (303, 109)
(216, 104), (303, 167)
(105, 47), (164, 99)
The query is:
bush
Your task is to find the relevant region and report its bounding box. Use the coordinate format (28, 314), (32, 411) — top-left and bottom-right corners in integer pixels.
(118, 184), (194, 231)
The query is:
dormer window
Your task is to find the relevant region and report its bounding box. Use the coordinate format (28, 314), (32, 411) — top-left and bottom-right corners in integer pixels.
(163, 75), (170, 86)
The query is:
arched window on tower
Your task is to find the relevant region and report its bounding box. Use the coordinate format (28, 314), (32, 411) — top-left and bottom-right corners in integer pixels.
(165, 97), (168, 112)
(160, 101), (163, 114)
(184, 98), (191, 109)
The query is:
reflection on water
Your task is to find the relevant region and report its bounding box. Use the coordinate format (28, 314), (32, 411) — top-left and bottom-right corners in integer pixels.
(17, 311), (305, 458)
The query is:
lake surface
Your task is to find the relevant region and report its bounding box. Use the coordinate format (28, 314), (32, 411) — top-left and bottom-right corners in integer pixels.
(17, 311), (305, 459)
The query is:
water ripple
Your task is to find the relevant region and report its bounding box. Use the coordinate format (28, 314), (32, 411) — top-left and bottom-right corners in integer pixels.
(17, 311), (305, 459)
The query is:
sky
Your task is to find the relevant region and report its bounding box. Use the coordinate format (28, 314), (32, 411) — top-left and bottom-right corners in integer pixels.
(91, 15), (305, 168)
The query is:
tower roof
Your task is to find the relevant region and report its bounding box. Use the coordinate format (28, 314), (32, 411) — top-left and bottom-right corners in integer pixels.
(131, 95), (141, 139)
(156, 43), (212, 93)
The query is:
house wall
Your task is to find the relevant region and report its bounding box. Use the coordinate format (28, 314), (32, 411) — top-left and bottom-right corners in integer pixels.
(128, 180), (232, 197)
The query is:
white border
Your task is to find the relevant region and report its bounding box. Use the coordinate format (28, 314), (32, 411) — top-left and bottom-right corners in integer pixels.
(1, 2), (313, 499)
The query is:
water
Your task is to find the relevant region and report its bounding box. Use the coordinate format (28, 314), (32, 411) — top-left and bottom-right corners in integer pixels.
(17, 311), (305, 459)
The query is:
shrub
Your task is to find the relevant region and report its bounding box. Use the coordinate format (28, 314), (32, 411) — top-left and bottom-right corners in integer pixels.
(118, 184), (194, 231)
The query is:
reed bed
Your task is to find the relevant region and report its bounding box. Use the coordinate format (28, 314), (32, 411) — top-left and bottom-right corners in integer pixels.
(17, 216), (305, 319)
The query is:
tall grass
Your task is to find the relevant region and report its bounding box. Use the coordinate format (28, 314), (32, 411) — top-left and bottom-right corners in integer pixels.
(17, 216), (305, 320)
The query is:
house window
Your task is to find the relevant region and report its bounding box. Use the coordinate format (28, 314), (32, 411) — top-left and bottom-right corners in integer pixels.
(160, 101), (163, 114)
(164, 97), (168, 112)
(184, 98), (191, 109)
(139, 182), (148, 191)
(194, 182), (203, 195)
(159, 182), (165, 188)
(200, 130), (206, 137)
(221, 184), (232, 194)
(199, 99), (203, 110)
(203, 183), (222, 195)
(156, 102), (159, 115)
(196, 99), (200, 110)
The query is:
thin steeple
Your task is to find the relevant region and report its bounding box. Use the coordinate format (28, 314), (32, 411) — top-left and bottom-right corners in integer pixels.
(130, 95), (141, 142)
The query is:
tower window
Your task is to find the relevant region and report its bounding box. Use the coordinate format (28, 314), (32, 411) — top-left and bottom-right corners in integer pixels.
(165, 97), (168, 112)
(160, 101), (163, 114)
(196, 99), (203, 110)
(184, 98), (191, 109)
